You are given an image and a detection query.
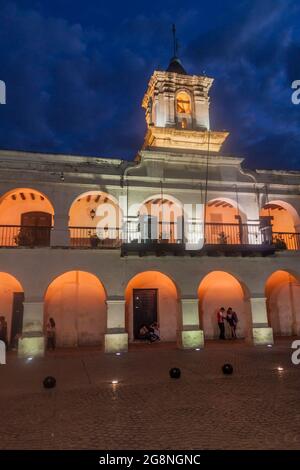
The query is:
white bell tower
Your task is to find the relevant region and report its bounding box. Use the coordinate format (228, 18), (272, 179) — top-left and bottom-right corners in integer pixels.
(142, 27), (228, 153)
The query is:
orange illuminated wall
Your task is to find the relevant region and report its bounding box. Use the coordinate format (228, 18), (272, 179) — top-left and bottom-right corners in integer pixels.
(0, 188), (54, 226)
(206, 204), (239, 225)
(260, 205), (295, 234)
(198, 271), (251, 339)
(205, 200), (246, 244)
(265, 270), (300, 336)
(125, 271), (180, 342)
(0, 272), (23, 343)
(69, 192), (122, 229)
(44, 271), (107, 347)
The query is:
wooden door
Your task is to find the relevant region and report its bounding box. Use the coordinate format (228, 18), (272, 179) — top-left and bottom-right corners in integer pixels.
(20, 211), (52, 246)
(133, 289), (157, 339)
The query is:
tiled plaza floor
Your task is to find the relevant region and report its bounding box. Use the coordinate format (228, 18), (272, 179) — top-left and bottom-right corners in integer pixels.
(0, 339), (299, 450)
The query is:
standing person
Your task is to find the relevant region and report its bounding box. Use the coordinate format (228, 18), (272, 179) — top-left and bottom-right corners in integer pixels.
(0, 316), (8, 347)
(226, 307), (238, 339)
(231, 309), (238, 339)
(46, 317), (56, 351)
(217, 307), (226, 340)
(226, 308), (234, 339)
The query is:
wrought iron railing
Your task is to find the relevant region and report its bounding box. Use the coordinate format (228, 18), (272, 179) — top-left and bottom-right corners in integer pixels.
(272, 232), (300, 251)
(125, 220), (263, 246)
(0, 225), (51, 247)
(1, 223), (299, 251)
(69, 226), (122, 248)
(204, 222), (262, 245)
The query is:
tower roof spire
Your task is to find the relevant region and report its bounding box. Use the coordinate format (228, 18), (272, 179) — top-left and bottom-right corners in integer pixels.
(166, 23), (187, 75)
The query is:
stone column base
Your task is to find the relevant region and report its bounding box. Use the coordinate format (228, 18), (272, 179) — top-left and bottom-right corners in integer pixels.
(181, 329), (204, 349)
(18, 334), (45, 358)
(104, 332), (128, 353)
(253, 327), (274, 346)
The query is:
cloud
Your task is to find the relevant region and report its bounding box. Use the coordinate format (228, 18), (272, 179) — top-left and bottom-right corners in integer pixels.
(185, 0), (300, 169)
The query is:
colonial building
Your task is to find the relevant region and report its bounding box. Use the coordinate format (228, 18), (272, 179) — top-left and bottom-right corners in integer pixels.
(1, 55), (300, 357)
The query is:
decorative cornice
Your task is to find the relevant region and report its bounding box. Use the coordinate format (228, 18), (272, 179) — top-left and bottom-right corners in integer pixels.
(143, 126), (229, 153)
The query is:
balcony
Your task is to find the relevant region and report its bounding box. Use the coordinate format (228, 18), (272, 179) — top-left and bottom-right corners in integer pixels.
(272, 232), (300, 251)
(121, 221), (276, 256)
(69, 227), (122, 249)
(0, 225), (51, 247)
(0, 223), (299, 255)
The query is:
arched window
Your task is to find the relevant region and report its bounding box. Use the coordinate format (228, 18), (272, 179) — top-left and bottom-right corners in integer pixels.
(176, 91), (191, 114)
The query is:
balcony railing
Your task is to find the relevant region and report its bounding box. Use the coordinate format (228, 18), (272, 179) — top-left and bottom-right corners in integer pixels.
(0, 225), (51, 247)
(204, 222), (262, 245)
(69, 227), (122, 248)
(125, 220), (263, 246)
(272, 232), (300, 251)
(1, 223), (300, 252)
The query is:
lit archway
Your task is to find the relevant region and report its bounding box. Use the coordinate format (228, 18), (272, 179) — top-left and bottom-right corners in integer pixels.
(0, 272), (24, 346)
(137, 195), (184, 243)
(260, 201), (300, 250)
(125, 271), (180, 342)
(265, 270), (300, 336)
(198, 271), (252, 340)
(205, 198), (248, 244)
(0, 188), (54, 246)
(44, 271), (107, 347)
(69, 191), (123, 248)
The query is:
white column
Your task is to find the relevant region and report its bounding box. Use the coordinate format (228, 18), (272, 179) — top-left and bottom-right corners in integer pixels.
(180, 298), (204, 349)
(18, 299), (45, 358)
(104, 299), (128, 353)
(250, 295), (274, 345)
(51, 213), (70, 247)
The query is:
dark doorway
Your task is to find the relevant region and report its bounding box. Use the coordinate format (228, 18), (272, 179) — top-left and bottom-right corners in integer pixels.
(133, 289), (157, 339)
(11, 292), (24, 347)
(20, 211), (52, 246)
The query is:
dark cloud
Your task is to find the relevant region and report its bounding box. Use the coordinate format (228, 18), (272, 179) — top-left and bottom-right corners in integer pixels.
(0, 1), (300, 168)
(185, 0), (300, 169)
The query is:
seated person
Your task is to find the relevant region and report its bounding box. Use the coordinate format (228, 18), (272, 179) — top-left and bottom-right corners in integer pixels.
(149, 322), (160, 342)
(139, 324), (151, 341)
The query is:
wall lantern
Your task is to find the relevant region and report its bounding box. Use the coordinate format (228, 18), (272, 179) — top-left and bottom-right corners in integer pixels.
(90, 208), (96, 220)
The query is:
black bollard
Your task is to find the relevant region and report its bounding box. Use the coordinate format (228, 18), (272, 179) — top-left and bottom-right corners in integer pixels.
(43, 376), (56, 389)
(222, 363), (233, 375)
(169, 367), (181, 379)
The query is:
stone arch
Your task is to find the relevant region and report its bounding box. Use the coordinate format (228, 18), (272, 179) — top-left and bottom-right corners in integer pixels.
(0, 272), (24, 346)
(68, 190), (123, 247)
(176, 90), (192, 114)
(260, 200), (300, 249)
(205, 197), (248, 244)
(44, 270), (107, 347)
(265, 270), (300, 336)
(198, 270), (252, 340)
(125, 271), (181, 343)
(135, 194), (184, 243)
(0, 188), (54, 246)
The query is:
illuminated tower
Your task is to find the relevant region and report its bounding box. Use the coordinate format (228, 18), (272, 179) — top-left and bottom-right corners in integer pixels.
(142, 29), (228, 153)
